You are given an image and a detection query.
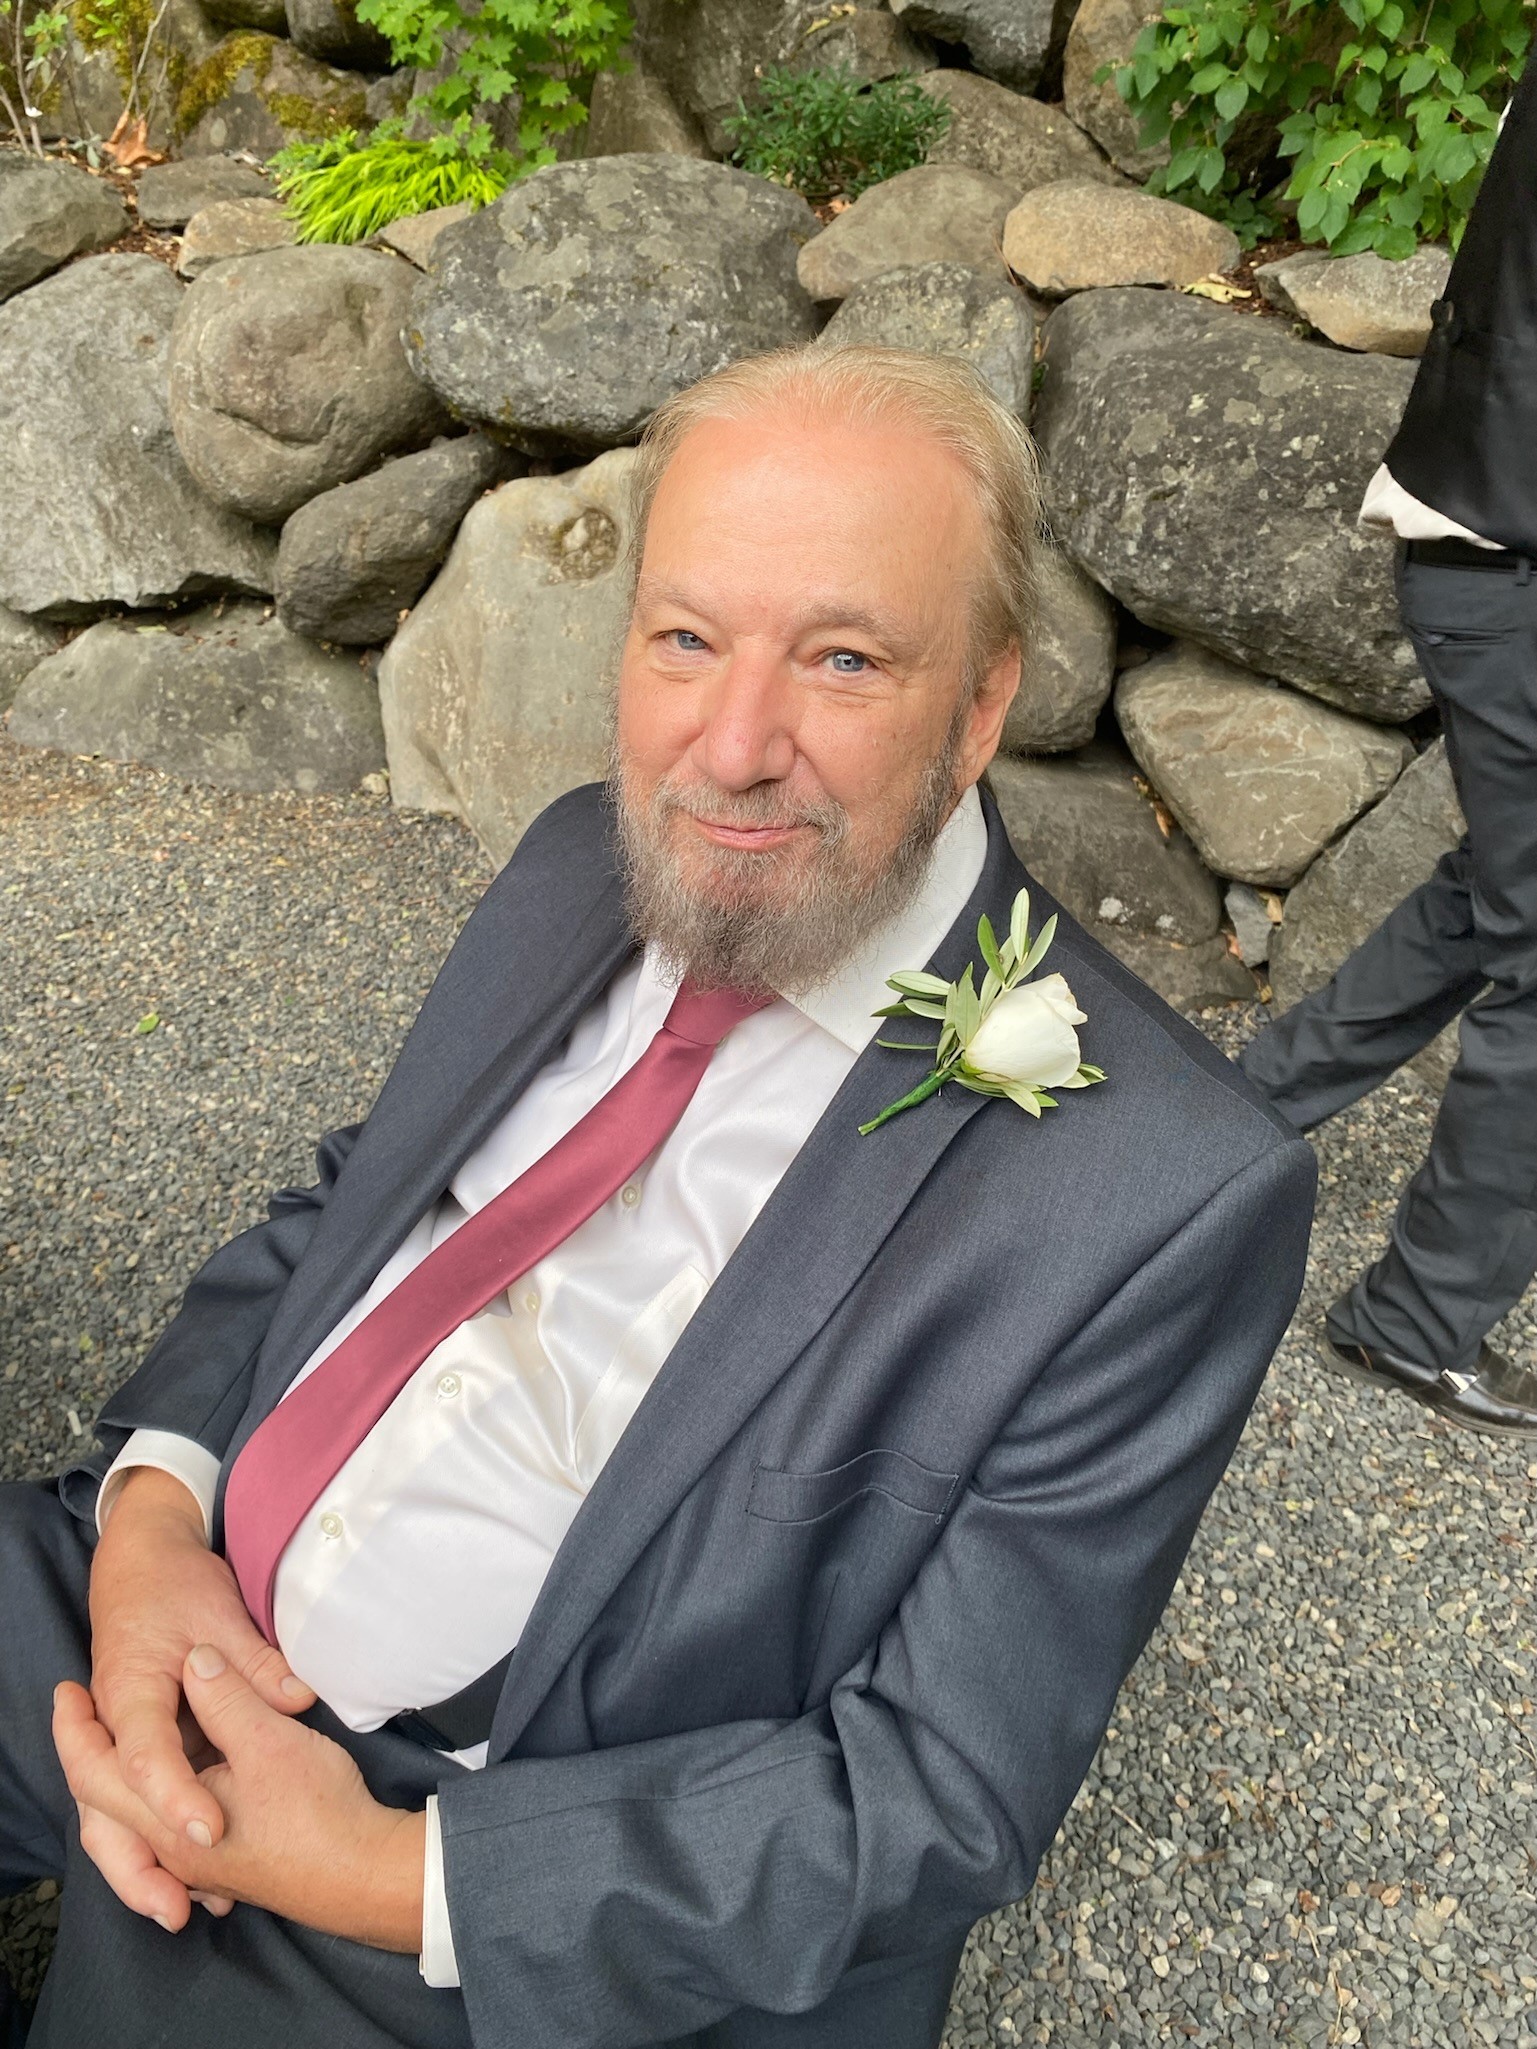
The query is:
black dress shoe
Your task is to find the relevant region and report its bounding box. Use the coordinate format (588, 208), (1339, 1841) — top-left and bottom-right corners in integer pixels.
(1321, 1320), (1537, 1438)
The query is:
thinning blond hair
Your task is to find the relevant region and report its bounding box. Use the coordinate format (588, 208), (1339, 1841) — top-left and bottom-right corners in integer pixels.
(625, 344), (1043, 693)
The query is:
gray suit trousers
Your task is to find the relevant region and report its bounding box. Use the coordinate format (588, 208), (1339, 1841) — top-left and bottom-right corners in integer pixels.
(0, 1483), (962, 2049)
(1241, 552), (1537, 1370)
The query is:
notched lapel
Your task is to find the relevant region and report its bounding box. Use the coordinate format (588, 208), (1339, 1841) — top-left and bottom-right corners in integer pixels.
(489, 793), (1034, 1754)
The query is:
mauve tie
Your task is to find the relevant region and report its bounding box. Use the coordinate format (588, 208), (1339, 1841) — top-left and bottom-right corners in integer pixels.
(224, 979), (772, 1641)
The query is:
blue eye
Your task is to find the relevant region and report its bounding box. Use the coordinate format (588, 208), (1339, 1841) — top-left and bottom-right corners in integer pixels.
(828, 650), (869, 673)
(669, 630), (708, 652)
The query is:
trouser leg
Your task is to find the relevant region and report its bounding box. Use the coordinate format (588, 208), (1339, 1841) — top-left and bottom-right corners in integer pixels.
(1339, 557), (1537, 1368)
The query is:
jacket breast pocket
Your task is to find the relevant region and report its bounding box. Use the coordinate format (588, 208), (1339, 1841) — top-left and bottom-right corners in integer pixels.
(747, 1448), (959, 1526)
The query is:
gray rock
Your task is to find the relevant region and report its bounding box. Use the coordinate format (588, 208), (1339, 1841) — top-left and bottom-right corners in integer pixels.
(379, 448), (636, 863)
(889, 0), (1060, 91)
(583, 64), (708, 157)
(7, 601), (384, 793)
(629, 0), (826, 156)
(817, 261), (1038, 411)
(1225, 880), (1275, 967)
(0, 607), (66, 713)
(1003, 547), (1117, 753)
(285, 0), (393, 68)
(136, 156), (273, 229)
(0, 157), (127, 305)
(406, 156), (819, 455)
(176, 195), (296, 277)
(990, 742), (1253, 1008)
(797, 162), (1015, 302)
(1034, 288), (1426, 722)
(1115, 642), (1413, 888)
(202, 0), (287, 30)
(179, 34), (374, 156)
(794, 9), (936, 78)
(1003, 178), (1239, 293)
(1270, 739), (1466, 1092)
(1063, 0), (1168, 180)
(1255, 247), (1451, 358)
(0, 254), (275, 620)
(170, 243), (448, 525)
(276, 433), (520, 644)
(921, 70), (1119, 192)
(372, 202), (472, 267)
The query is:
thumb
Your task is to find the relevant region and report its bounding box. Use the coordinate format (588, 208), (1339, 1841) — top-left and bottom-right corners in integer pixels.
(182, 1645), (279, 1762)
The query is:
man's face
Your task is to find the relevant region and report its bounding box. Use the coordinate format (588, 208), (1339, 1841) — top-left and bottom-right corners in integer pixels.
(614, 408), (1020, 990)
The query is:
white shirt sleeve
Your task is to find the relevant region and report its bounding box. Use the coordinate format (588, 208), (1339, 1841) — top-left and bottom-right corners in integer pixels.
(419, 1794), (462, 1987)
(96, 1429), (221, 1544)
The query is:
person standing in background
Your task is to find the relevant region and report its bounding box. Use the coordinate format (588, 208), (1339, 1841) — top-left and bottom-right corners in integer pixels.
(1241, 59), (1537, 1436)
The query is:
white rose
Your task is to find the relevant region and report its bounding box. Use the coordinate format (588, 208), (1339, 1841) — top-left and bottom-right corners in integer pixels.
(963, 973), (1088, 1092)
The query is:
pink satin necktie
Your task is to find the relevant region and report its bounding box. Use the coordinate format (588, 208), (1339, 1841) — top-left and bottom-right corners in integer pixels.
(224, 979), (771, 1641)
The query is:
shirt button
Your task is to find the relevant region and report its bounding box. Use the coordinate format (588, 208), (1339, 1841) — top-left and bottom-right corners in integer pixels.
(522, 1290), (540, 1315)
(318, 1511), (344, 1540)
(620, 1183), (640, 1208)
(436, 1371), (462, 1400)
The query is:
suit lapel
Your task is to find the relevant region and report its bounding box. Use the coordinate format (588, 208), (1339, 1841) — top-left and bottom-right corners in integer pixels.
(490, 792), (1030, 1754)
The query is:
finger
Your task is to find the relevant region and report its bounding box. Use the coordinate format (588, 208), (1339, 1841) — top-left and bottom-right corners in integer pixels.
(213, 1603), (316, 1715)
(75, 1799), (192, 1932)
(182, 1645), (283, 1765)
(85, 1668), (227, 1849)
(190, 1890), (235, 1917)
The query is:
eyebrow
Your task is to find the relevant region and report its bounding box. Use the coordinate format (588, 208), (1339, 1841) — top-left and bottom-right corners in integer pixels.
(634, 578), (929, 662)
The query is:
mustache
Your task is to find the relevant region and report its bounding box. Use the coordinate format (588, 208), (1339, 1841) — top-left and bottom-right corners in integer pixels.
(650, 774), (849, 844)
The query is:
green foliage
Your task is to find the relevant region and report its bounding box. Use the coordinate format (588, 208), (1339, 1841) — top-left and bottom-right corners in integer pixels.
(351, 0), (630, 170)
(725, 63), (950, 203)
(270, 126), (513, 241)
(1113, 0), (1529, 254)
(1, 0), (76, 150)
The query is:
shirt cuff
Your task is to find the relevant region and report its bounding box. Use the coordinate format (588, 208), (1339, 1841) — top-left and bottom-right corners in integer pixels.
(96, 1430), (220, 1544)
(419, 1795), (462, 1988)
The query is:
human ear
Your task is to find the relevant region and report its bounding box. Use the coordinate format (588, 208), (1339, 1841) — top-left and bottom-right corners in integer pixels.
(959, 642), (1022, 785)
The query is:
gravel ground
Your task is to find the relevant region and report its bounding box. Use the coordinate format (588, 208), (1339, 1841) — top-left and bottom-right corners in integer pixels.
(2, 737), (1533, 2046)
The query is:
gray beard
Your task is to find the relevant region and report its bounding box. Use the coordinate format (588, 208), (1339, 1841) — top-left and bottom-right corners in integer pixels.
(611, 714), (967, 997)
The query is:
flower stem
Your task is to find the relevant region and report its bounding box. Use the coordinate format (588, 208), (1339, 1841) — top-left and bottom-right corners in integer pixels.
(858, 1065), (950, 1136)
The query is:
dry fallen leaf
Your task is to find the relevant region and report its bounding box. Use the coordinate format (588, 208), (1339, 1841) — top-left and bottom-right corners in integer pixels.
(1185, 273), (1252, 304)
(103, 111), (164, 170)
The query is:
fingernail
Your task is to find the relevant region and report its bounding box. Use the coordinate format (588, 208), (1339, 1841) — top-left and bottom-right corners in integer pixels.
(280, 1675), (308, 1700)
(186, 1819), (213, 1848)
(188, 1644), (226, 1680)
(155, 1914), (176, 1934)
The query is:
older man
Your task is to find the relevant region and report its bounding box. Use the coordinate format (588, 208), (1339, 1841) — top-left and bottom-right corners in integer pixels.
(2, 347), (1314, 2049)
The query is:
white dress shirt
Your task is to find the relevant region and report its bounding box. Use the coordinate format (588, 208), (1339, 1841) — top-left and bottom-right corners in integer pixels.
(98, 784), (989, 1986)
(1358, 463), (1501, 548)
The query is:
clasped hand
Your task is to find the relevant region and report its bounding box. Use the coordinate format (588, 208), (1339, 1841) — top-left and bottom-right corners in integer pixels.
(51, 1467), (424, 1952)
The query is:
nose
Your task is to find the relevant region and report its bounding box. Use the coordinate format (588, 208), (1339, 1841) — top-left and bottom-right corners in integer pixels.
(694, 643), (798, 791)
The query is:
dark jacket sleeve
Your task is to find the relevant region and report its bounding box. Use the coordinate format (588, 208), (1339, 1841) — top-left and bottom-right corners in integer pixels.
(435, 1135), (1316, 2049)
(57, 1121), (364, 1524)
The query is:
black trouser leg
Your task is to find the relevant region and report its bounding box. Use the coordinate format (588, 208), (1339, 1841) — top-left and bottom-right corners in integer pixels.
(1243, 553), (1537, 1370)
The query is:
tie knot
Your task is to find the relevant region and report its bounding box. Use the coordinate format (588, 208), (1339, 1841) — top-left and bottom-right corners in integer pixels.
(664, 979), (774, 1048)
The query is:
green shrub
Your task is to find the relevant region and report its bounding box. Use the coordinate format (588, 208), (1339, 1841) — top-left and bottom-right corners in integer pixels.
(2, 0), (80, 150)
(725, 63), (950, 203)
(271, 127), (514, 242)
(1113, 0), (1529, 254)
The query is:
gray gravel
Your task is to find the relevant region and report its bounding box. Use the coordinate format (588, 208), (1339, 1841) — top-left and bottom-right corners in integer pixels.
(3, 737), (1534, 2045)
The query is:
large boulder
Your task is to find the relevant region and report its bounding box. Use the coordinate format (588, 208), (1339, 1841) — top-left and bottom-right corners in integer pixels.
(1255, 247), (1452, 358)
(796, 163), (1015, 302)
(0, 607), (65, 712)
(1115, 642), (1413, 888)
(374, 202), (471, 268)
(888, 0), (1063, 92)
(816, 261), (1038, 412)
(177, 33), (373, 155)
(1062, 0), (1167, 180)
(176, 196), (296, 276)
(583, 65), (708, 158)
(285, 0), (393, 69)
(276, 433), (520, 644)
(921, 70), (1118, 192)
(1003, 547), (1117, 753)
(1034, 288), (1425, 722)
(7, 602), (385, 793)
(629, 0), (828, 156)
(380, 448), (636, 864)
(1270, 740), (1466, 1093)
(795, 8), (935, 77)
(406, 157), (819, 455)
(0, 255), (274, 619)
(170, 244), (448, 525)
(1003, 179), (1238, 293)
(137, 155), (273, 229)
(0, 157), (127, 305)
(989, 743), (1252, 1009)
(202, 0), (287, 30)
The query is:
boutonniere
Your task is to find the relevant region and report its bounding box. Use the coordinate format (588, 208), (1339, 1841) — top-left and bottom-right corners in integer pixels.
(859, 887), (1105, 1136)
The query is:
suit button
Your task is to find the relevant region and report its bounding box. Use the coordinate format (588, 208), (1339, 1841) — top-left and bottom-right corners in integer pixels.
(318, 1511), (344, 1540)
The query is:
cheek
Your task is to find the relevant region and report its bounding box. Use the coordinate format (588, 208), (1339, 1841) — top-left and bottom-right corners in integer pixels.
(617, 656), (700, 776)
(795, 693), (948, 822)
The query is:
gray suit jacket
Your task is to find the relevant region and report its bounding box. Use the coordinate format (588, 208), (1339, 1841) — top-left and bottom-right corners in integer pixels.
(63, 782), (1316, 2049)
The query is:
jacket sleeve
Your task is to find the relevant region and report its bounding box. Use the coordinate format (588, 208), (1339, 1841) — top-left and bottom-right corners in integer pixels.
(435, 1135), (1316, 2049)
(57, 1121), (364, 1525)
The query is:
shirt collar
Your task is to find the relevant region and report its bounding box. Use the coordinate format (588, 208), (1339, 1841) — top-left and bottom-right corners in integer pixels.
(636, 782), (989, 1056)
